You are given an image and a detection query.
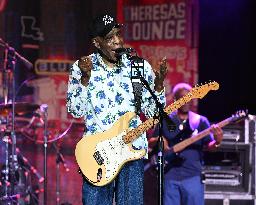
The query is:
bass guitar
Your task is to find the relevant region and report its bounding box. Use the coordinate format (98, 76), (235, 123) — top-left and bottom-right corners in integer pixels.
(146, 110), (248, 173)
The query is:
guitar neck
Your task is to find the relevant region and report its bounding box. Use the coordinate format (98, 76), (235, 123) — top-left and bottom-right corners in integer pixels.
(172, 116), (233, 153)
(164, 94), (192, 114)
(123, 94), (193, 144)
(122, 82), (221, 144)
(123, 118), (159, 143)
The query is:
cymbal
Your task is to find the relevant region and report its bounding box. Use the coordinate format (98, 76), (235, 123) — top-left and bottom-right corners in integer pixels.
(0, 102), (40, 116)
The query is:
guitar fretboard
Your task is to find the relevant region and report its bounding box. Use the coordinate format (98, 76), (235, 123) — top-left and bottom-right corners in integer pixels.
(172, 117), (232, 153)
(122, 92), (194, 144)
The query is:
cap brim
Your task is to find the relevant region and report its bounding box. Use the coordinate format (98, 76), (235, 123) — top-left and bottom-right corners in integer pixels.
(114, 23), (123, 28)
(102, 23), (123, 37)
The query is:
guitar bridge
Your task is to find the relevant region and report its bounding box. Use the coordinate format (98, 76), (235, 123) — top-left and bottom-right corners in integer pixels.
(93, 151), (104, 165)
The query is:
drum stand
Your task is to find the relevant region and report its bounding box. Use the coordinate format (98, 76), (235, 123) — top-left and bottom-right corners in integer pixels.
(2, 132), (10, 204)
(0, 38), (38, 204)
(54, 143), (61, 205)
(1, 41), (19, 205)
(52, 142), (69, 205)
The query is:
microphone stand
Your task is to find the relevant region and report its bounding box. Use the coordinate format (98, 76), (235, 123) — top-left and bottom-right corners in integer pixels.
(54, 143), (61, 205)
(139, 76), (166, 205)
(41, 104), (48, 205)
(52, 142), (70, 205)
(130, 55), (175, 205)
(0, 38), (33, 69)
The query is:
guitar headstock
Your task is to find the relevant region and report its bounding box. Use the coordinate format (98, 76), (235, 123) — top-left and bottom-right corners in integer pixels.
(231, 109), (248, 123)
(190, 81), (219, 99)
(164, 81), (219, 115)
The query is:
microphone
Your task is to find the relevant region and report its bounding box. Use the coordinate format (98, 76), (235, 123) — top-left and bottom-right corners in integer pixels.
(115, 47), (135, 57)
(40, 104), (48, 113)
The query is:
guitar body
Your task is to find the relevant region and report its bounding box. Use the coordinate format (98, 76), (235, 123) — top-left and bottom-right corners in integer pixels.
(75, 111), (146, 186)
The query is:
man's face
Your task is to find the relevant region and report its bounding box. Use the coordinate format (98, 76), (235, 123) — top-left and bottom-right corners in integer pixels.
(94, 28), (124, 62)
(175, 88), (192, 113)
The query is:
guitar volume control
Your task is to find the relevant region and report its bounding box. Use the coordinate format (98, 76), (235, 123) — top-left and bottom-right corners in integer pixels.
(97, 168), (102, 182)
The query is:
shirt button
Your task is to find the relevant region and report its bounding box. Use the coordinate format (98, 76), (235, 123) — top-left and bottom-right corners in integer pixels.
(179, 124), (184, 130)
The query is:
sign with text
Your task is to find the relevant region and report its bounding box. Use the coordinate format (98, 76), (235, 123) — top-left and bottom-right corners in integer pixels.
(117, 0), (199, 104)
(35, 59), (74, 75)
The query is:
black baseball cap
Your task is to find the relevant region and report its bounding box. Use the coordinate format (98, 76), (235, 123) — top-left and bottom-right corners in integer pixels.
(89, 14), (122, 38)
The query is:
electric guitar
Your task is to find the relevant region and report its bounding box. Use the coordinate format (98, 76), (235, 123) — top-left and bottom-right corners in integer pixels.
(146, 110), (248, 173)
(75, 81), (219, 186)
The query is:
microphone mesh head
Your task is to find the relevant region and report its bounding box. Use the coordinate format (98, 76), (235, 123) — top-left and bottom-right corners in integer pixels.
(40, 104), (48, 112)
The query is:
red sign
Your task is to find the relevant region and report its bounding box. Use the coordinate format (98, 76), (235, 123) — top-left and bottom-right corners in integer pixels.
(117, 0), (199, 104)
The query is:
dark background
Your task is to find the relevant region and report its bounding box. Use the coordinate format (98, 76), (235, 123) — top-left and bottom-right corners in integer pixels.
(198, 0), (255, 122)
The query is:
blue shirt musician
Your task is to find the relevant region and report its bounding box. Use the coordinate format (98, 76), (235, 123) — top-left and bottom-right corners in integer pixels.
(149, 82), (223, 205)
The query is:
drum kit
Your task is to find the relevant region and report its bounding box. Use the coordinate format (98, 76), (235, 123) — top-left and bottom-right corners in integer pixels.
(0, 102), (44, 205)
(0, 38), (70, 205)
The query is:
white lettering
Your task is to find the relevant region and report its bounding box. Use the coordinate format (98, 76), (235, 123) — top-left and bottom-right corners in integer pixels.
(132, 23), (141, 40)
(176, 19), (186, 39)
(152, 5), (160, 20)
(130, 6), (138, 21)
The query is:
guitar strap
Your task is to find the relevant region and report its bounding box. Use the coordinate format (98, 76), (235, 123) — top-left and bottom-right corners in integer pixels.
(188, 111), (201, 131)
(132, 81), (143, 115)
(130, 56), (144, 116)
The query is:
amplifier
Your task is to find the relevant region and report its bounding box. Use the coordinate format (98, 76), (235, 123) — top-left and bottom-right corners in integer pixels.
(203, 168), (241, 186)
(203, 142), (252, 194)
(222, 122), (246, 143)
(222, 114), (256, 144)
(205, 199), (254, 205)
(223, 129), (242, 142)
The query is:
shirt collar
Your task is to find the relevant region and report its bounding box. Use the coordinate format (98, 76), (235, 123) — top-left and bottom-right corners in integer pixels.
(94, 52), (129, 74)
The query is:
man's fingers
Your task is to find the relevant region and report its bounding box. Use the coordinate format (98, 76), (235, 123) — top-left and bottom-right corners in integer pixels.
(78, 56), (93, 72)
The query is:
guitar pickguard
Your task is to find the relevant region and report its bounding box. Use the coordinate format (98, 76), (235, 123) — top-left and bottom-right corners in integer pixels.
(95, 130), (144, 179)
